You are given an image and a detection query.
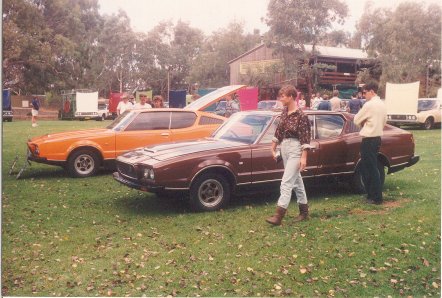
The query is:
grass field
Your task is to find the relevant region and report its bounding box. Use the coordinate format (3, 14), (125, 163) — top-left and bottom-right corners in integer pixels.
(1, 120), (440, 297)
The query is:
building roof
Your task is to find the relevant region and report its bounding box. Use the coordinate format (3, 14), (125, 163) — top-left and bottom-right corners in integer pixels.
(228, 43), (369, 64)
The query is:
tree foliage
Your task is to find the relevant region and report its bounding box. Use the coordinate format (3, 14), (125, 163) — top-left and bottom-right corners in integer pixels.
(265, 0), (348, 96)
(357, 2), (441, 93)
(188, 22), (261, 88)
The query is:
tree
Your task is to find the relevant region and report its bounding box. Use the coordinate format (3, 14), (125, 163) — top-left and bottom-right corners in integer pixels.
(188, 21), (262, 88)
(357, 2), (441, 95)
(265, 0), (348, 98)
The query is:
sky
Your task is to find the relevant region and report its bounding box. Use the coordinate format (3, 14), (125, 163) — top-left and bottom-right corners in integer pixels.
(98, 0), (441, 36)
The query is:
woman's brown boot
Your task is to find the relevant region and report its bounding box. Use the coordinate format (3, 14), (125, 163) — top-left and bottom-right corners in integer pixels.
(266, 206), (287, 225)
(293, 203), (309, 222)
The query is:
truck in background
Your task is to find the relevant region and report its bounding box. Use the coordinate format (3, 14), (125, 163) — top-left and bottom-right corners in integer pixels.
(2, 89), (13, 122)
(385, 82), (441, 129)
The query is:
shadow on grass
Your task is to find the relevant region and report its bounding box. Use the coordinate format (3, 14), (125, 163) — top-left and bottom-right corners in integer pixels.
(115, 179), (358, 216)
(5, 166), (114, 180)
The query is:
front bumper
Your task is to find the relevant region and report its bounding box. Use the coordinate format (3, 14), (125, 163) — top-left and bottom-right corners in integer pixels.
(389, 155), (420, 174)
(27, 152), (65, 166)
(113, 172), (164, 192)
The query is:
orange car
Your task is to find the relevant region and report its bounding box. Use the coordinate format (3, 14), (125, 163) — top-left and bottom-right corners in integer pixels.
(27, 85), (245, 177)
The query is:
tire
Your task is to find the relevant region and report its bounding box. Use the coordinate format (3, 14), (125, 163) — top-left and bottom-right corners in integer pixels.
(423, 117), (434, 130)
(67, 149), (100, 178)
(189, 173), (230, 211)
(351, 160), (385, 194)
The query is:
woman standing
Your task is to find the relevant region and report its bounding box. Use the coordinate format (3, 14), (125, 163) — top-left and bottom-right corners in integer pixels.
(266, 85), (312, 226)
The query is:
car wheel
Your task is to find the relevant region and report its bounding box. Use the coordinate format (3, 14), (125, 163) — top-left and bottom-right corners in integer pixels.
(351, 161), (385, 194)
(67, 149), (100, 178)
(423, 117), (434, 130)
(189, 173), (230, 211)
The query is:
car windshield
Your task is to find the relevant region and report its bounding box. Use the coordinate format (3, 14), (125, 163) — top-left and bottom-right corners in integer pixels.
(106, 110), (137, 131)
(418, 99), (439, 112)
(213, 113), (273, 144)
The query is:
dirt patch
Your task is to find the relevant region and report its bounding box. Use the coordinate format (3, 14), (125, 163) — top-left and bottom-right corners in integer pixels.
(349, 198), (411, 215)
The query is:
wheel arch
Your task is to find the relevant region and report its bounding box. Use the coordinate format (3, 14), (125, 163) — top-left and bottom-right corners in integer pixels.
(190, 165), (237, 192)
(67, 145), (104, 165)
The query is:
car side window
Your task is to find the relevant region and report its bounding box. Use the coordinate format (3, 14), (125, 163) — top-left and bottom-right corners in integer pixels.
(171, 112), (197, 129)
(124, 112), (170, 131)
(259, 117), (280, 143)
(315, 115), (344, 139)
(308, 115), (316, 140)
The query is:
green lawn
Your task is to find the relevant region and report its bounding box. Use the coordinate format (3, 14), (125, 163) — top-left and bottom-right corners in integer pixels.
(2, 120), (440, 296)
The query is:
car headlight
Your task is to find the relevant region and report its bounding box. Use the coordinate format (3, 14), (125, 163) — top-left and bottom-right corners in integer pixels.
(143, 168), (155, 180)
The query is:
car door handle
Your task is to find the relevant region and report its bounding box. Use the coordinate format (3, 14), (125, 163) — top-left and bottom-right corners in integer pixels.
(161, 133), (169, 136)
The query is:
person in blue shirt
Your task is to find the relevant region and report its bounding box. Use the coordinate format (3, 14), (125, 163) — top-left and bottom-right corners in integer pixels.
(348, 92), (364, 114)
(317, 95), (331, 111)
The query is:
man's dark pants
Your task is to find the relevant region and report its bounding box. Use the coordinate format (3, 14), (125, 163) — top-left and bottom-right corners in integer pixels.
(360, 137), (382, 202)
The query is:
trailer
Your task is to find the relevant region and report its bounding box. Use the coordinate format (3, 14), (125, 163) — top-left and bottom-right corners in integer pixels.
(59, 90), (99, 120)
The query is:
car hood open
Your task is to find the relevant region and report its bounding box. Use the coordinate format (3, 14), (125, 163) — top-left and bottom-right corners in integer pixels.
(184, 85), (246, 111)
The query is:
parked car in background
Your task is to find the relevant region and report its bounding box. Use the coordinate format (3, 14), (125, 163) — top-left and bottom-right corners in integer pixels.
(257, 100), (283, 110)
(27, 85), (245, 177)
(96, 103), (110, 121)
(387, 98), (441, 129)
(114, 110), (419, 211)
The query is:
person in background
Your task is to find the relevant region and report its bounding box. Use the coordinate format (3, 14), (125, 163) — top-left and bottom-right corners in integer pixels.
(225, 93), (240, 117)
(354, 81), (387, 205)
(266, 85), (311, 226)
(152, 95), (165, 108)
(135, 94), (152, 109)
(31, 97), (40, 127)
(117, 93), (133, 115)
(329, 90), (341, 111)
(311, 92), (323, 109)
(298, 92), (306, 109)
(348, 91), (363, 114)
(129, 95), (135, 106)
(317, 94), (331, 110)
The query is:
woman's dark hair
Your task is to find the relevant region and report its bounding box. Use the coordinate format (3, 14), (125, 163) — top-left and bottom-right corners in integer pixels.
(278, 85), (298, 100)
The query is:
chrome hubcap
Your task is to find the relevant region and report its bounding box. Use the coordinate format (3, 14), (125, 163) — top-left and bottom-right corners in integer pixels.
(74, 154), (94, 175)
(198, 179), (223, 208)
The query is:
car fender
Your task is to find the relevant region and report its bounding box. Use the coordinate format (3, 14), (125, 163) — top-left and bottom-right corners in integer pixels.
(66, 140), (105, 160)
(189, 160), (238, 189)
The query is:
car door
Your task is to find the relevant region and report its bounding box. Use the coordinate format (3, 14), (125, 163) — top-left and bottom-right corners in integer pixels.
(250, 115), (319, 184)
(115, 111), (171, 156)
(169, 111), (212, 142)
(312, 114), (349, 176)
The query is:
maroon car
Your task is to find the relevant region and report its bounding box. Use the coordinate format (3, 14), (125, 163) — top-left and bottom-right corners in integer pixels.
(113, 110), (419, 211)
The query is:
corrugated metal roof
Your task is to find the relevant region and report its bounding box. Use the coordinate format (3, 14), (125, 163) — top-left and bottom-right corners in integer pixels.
(228, 43), (369, 64)
(306, 45), (368, 59)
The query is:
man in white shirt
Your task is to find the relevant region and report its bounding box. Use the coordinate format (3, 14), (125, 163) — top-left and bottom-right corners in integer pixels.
(135, 94), (152, 109)
(354, 81), (387, 205)
(117, 93), (133, 115)
(329, 90), (341, 111)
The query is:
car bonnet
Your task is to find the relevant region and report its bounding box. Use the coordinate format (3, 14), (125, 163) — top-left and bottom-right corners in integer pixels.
(118, 138), (239, 163)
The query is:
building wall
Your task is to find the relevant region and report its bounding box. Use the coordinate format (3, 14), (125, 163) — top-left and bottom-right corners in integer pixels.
(230, 45), (284, 85)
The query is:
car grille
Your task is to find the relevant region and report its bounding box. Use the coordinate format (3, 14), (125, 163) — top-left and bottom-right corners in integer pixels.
(116, 161), (138, 179)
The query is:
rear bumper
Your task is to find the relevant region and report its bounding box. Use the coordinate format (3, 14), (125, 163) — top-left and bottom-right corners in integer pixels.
(113, 172), (164, 192)
(389, 155), (420, 174)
